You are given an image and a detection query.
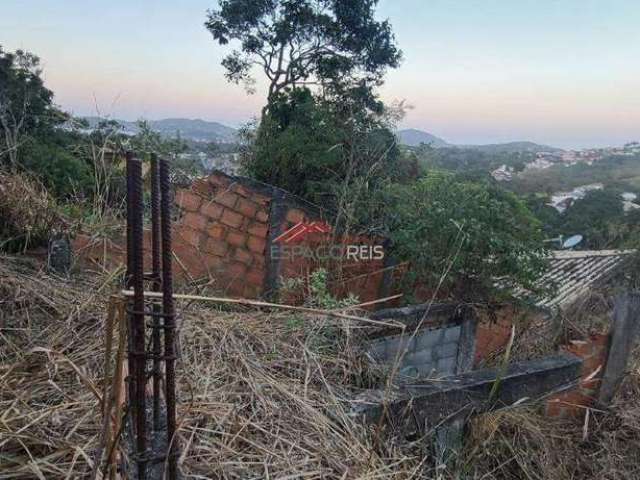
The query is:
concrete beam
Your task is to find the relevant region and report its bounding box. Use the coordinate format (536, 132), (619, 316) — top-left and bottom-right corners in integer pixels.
(598, 292), (640, 404)
(352, 353), (582, 433)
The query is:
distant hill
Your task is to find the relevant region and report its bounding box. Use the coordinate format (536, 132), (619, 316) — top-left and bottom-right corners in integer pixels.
(397, 128), (562, 153)
(82, 117), (238, 143)
(458, 141), (563, 154)
(397, 129), (449, 147)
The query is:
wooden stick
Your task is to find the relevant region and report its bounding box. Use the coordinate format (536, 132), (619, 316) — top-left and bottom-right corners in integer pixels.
(108, 300), (127, 480)
(120, 289), (404, 329)
(331, 294), (402, 312)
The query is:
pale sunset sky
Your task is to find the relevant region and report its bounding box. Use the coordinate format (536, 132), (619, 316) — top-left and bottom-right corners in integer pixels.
(2, 0), (639, 148)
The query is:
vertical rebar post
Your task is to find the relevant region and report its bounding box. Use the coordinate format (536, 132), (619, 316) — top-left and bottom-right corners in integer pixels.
(150, 154), (162, 431)
(129, 156), (147, 480)
(125, 152), (137, 428)
(159, 158), (178, 480)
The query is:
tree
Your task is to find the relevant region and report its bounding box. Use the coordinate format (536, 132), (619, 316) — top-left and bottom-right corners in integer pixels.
(553, 189), (627, 249)
(240, 88), (404, 217)
(205, 0), (401, 112)
(0, 46), (60, 170)
(378, 171), (548, 301)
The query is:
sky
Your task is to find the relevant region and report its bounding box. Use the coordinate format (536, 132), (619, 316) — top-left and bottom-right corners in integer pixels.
(2, 0), (639, 149)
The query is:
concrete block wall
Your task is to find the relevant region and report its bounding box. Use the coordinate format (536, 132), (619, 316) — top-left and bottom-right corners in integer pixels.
(368, 324), (462, 378)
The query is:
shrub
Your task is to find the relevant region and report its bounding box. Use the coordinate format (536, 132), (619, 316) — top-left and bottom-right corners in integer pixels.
(379, 171), (548, 300)
(0, 170), (63, 252)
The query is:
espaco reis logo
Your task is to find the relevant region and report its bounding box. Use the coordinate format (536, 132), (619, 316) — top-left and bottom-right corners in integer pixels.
(271, 221), (384, 261)
(273, 221), (332, 244)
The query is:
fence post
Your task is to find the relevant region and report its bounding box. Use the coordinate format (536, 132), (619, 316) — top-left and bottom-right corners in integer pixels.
(598, 292), (640, 405)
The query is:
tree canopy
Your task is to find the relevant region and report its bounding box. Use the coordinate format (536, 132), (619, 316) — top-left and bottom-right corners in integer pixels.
(378, 171), (548, 301)
(205, 0), (401, 109)
(0, 46), (61, 169)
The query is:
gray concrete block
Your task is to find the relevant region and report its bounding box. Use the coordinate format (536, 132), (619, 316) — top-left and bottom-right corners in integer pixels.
(415, 363), (436, 377)
(433, 342), (459, 359)
(444, 325), (461, 343)
(415, 330), (441, 350)
(435, 356), (457, 375)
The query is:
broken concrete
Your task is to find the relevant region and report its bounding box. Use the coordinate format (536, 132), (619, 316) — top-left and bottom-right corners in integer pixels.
(352, 353), (582, 434)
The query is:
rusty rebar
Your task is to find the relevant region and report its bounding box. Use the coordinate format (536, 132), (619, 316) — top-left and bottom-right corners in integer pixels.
(159, 157), (178, 480)
(129, 156), (148, 480)
(150, 154), (162, 432)
(124, 152), (137, 430)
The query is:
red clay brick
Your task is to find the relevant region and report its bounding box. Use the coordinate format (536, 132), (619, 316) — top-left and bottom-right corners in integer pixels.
(253, 192), (271, 206)
(246, 269), (265, 286)
(237, 198), (258, 218)
(203, 238), (228, 256)
(226, 230), (247, 247)
(544, 399), (564, 418)
(172, 245), (208, 279)
(226, 262), (247, 278)
(208, 173), (230, 188)
(192, 179), (212, 197)
(243, 283), (261, 299)
(215, 191), (239, 209)
(225, 280), (245, 298)
(256, 209), (269, 223)
(581, 377), (601, 391)
(177, 227), (202, 248)
(581, 355), (604, 374)
(199, 252), (218, 268)
(247, 235), (266, 254)
(182, 212), (208, 232)
(285, 208), (305, 224)
(248, 222), (268, 238)
(176, 190), (202, 212)
(589, 333), (610, 347)
(231, 182), (252, 198)
(559, 389), (593, 407)
(220, 209), (244, 228)
(207, 224), (225, 239)
(201, 201), (223, 220)
(234, 248), (253, 265)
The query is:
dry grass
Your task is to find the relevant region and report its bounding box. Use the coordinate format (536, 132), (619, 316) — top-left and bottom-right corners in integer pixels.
(458, 351), (640, 480)
(0, 255), (432, 478)
(2, 253), (639, 479)
(0, 255), (110, 478)
(0, 171), (64, 252)
(457, 293), (640, 480)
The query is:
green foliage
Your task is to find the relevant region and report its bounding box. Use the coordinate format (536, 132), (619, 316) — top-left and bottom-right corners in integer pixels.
(379, 171), (548, 300)
(546, 188), (640, 249)
(0, 46), (66, 170)
(206, 0), (401, 106)
(306, 269), (358, 309)
(509, 153), (640, 195)
(19, 138), (93, 199)
(127, 120), (188, 158)
(241, 88), (404, 221)
(412, 144), (535, 177)
(0, 170), (63, 252)
(280, 268), (358, 309)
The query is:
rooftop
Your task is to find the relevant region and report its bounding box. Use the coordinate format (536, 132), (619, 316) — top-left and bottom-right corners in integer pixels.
(537, 250), (635, 309)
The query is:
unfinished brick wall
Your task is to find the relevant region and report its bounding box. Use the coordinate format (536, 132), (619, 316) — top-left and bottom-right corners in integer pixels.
(274, 207), (388, 304)
(473, 305), (520, 365)
(545, 333), (609, 419)
(171, 174), (270, 298)
(73, 170), (399, 303)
